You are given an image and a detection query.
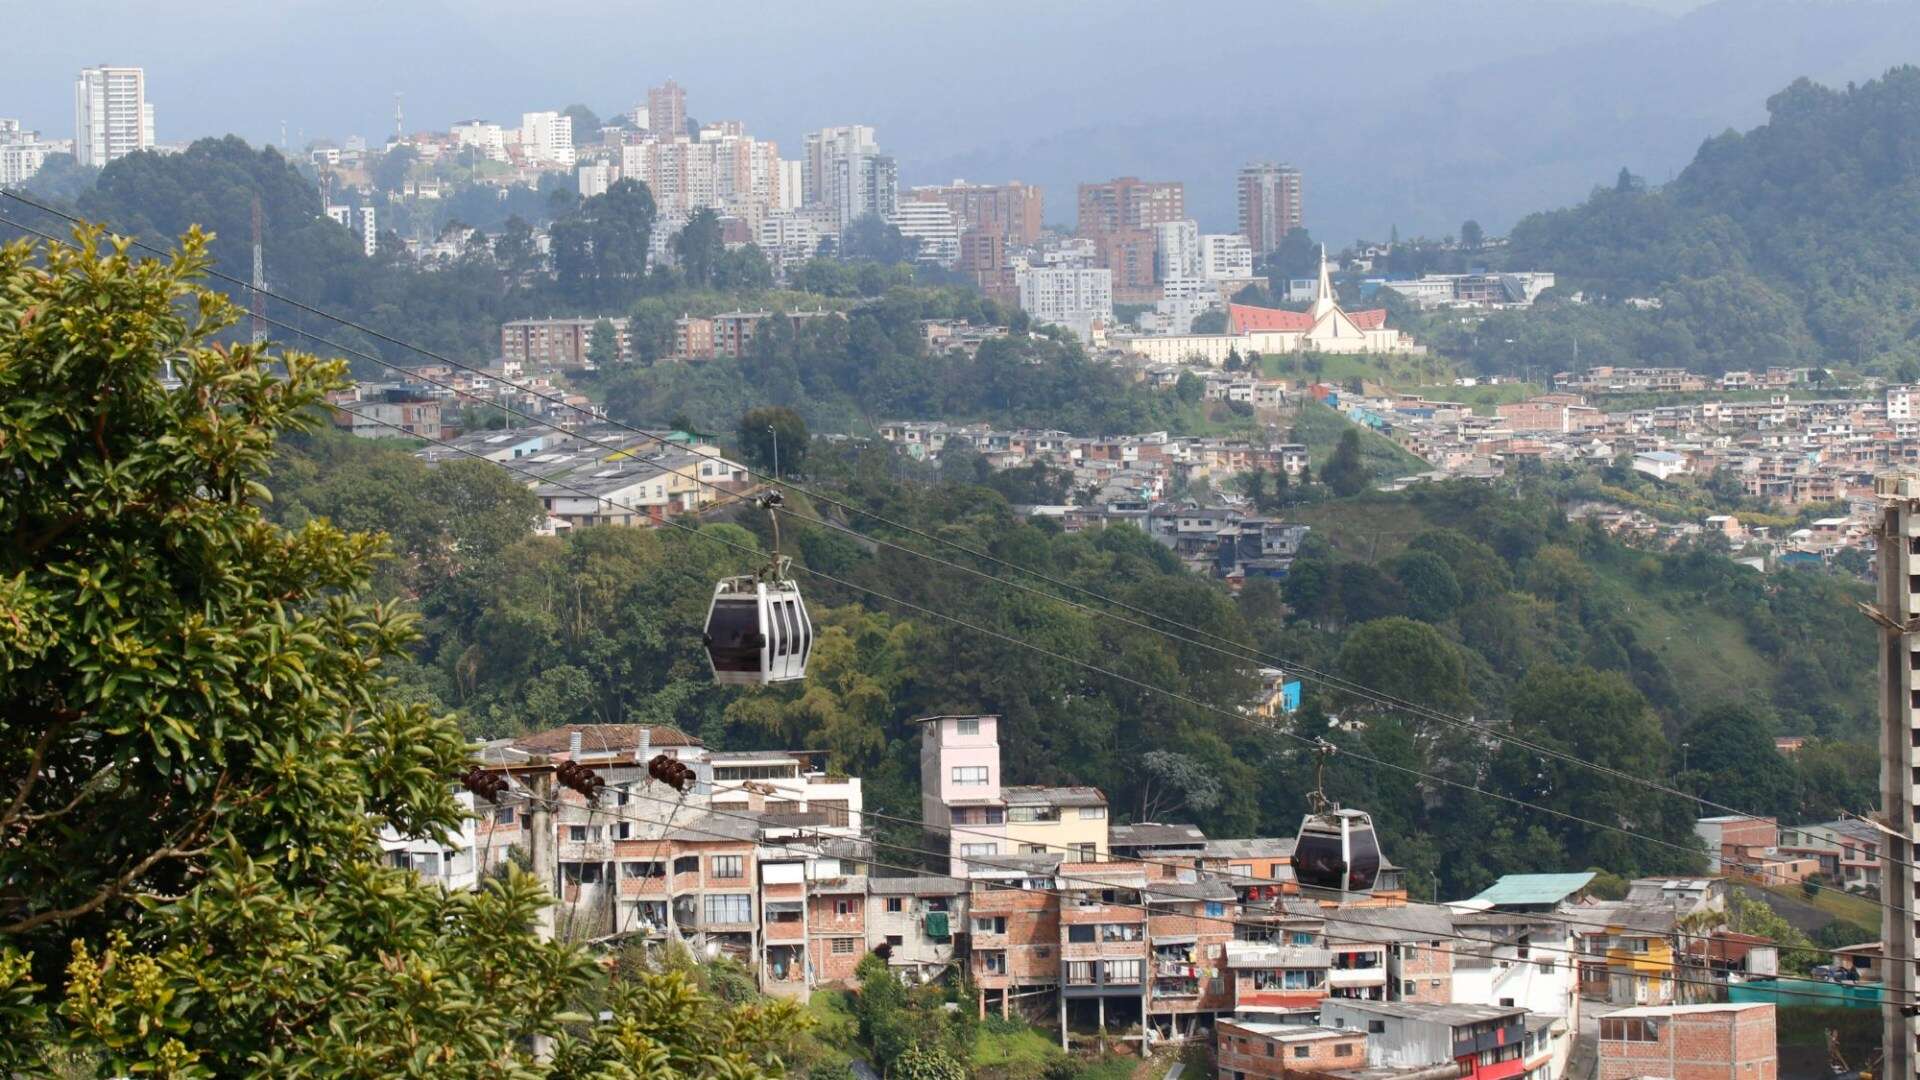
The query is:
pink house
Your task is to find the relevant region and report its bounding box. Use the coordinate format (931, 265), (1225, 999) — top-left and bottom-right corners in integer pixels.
(918, 715), (1006, 875)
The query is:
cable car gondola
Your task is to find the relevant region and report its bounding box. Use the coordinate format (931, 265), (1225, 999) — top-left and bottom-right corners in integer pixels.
(703, 491), (813, 686)
(1291, 742), (1382, 900)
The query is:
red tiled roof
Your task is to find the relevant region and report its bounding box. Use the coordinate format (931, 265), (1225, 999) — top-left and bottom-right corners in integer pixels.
(511, 724), (701, 755)
(1229, 304), (1313, 333)
(1229, 303), (1391, 333)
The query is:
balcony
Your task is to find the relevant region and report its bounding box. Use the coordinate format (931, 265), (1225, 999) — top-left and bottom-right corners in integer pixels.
(1328, 967), (1387, 989)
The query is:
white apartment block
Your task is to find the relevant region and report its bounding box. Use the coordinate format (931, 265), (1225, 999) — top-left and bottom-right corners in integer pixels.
(894, 199), (960, 266)
(74, 65), (154, 167)
(803, 126), (897, 232)
(1889, 385), (1919, 423)
(759, 211), (826, 271)
(619, 128), (788, 224)
(450, 120), (507, 162)
(519, 111), (575, 168)
(1201, 234), (1254, 281)
(578, 163), (614, 199)
(1018, 266), (1113, 345)
(0, 120), (59, 186)
(1155, 220), (1202, 282)
(358, 207), (378, 257)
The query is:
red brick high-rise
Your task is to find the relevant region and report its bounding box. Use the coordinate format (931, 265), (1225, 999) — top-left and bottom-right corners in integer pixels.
(1238, 161), (1303, 257)
(910, 181), (1044, 247)
(1076, 176), (1184, 238)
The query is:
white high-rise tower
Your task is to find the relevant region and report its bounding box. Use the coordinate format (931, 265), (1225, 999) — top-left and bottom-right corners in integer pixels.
(74, 66), (153, 167)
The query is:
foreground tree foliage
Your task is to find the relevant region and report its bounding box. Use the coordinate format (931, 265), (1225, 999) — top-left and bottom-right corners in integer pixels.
(0, 227), (805, 1075)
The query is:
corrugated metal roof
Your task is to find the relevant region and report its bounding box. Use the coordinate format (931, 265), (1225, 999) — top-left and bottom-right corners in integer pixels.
(1464, 872), (1596, 907)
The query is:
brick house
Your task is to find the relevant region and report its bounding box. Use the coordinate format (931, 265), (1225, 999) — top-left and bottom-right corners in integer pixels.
(867, 876), (963, 985)
(1597, 1003), (1776, 1080)
(807, 875), (868, 986)
(1216, 1021), (1365, 1080)
(1319, 1000), (1530, 1080)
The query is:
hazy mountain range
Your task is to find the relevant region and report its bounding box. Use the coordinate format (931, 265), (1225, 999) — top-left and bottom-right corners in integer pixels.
(5, 0), (1916, 240)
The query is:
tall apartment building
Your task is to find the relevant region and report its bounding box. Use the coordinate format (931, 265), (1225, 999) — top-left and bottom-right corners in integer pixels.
(1875, 472), (1920, 1080)
(908, 181), (1045, 247)
(1016, 267), (1113, 344)
(803, 125), (896, 233)
(357, 207), (379, 258)
(1076, 176), (1185, 238)
(1238, 162), (1303, 257)
(73, 65), (154, 167)
(647, 79), (687, 137)
(518, 111), (575, 167)
(1098, 230), (1160, 301)
(450, 120), (507, 161)
(1154, 220), (1202, 282)
(622, 127), (787, 224)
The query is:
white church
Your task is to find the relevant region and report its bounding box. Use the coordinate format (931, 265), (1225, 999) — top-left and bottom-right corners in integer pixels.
(1114, 248), (1424, 366)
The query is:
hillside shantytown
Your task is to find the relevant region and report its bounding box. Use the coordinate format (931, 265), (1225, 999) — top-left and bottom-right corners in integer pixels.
(11, 14), (1920, 1080)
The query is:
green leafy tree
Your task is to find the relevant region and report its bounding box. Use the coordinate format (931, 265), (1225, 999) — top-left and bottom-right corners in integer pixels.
(738, 405), (809, 476)
(673, 208), (725, 288)
(1175, 370), (1204, 403)
(1388, 549), (1463, 622)
(588, 315), (621, 366)
(1322, 429), (1372, 496)
(371, 144), (417, 192)
(1191, 309), (1228, 333)
(840, 214), (914, 264)
(894, 1047), (968, 1080)
(0, 225), (807, 1075)
(1460, 219), (1484, 250)
(560, 103), (601, 147)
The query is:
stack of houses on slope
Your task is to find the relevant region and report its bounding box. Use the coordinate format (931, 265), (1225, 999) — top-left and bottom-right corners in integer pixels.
(410, 718), (1798, 1080)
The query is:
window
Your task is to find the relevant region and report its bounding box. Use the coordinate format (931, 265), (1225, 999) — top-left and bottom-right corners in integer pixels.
(956, 718), (980, 736)
(951, 766), (989, 786)
(1206, 901), (1226, 918)
(703, 894), (751, 924)
(1100, 923), (1142, 942)
(1021, 844), (1048, 854)
(622, 860), (664, 879)
(1104, 959), (1142, 983)
(885, 935), (903, 948)
(1068, 925), (1095, 944)
(1335, 1044), (1353, 1058)
(832, 938), (857, 954)
(494, 806), (516, 824)
(1074, 843), (1097, 861)
(561, 861), (603, 884)
(1600, 1018), (1659, 1043)
(835, 899), (855, 916)
(614, 821), (632, 840)
(1403, 980), (1415, 996)
(1292, 1046), (1308, 1059)
(974, 916), (1008, 934)
(1066, 961), (1096, 985)
(1291, 932), (1315, 946)
(1367, 1021), (1386, 1034)
(568, 824), (601, 842)
(710, 855), (744, 879)
(983, 807), (1005, 824)
(1080, 806), (1106, 820)
(980, 950), (1007, 974)
(960, 843), (998, 858)
(673, 855), (699, 875)
(1035, 946), (1052, 959)
(886, 898), (904, 913)
(1499, 997), (1515, 1007)
(1284, 969), (1321, 990)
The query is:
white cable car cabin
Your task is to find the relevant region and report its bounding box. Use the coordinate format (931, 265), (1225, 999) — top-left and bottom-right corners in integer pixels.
(1292, 807), (1382, 899)
(703, 576), (813, 686)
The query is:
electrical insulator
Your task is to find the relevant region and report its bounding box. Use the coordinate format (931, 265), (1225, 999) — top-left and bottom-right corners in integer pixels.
(648, 753), (695, 793)
(556, 759), (604, 799)
(458, 766), (509, 802)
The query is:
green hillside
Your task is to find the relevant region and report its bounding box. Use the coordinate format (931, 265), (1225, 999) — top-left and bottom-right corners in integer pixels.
(1433, 66), (1920, 377)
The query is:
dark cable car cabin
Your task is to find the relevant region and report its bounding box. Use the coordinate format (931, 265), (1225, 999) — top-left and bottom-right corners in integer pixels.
(1292, 807), (1382, 900)
(703, 576), (812, 686)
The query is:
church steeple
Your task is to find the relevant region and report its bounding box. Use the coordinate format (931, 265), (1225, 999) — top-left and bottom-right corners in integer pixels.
(1310, 243), (1337, 320)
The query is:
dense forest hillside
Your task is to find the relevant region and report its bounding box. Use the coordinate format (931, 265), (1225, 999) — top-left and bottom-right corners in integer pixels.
(1441, 66), (1920, 378)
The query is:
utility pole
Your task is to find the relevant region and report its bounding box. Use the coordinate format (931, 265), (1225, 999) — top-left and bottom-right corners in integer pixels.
(768, 424), (780, 481)
(1870, 470), (1920, 1080)
(525, 767), (557, 1061)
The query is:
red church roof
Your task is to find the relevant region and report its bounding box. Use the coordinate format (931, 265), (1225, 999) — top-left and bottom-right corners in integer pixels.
(1229, 304), (1312, 333)
(1229, 303), (1391, 334)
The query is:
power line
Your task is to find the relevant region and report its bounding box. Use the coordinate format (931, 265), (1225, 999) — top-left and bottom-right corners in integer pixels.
(283, 389), (1920, 928)
(5, 208), (1908, 916)
(0, 190), (1884, 864)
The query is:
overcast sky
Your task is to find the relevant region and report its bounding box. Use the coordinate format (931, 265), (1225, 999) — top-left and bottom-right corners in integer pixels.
(5, 0), (1907, 237)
